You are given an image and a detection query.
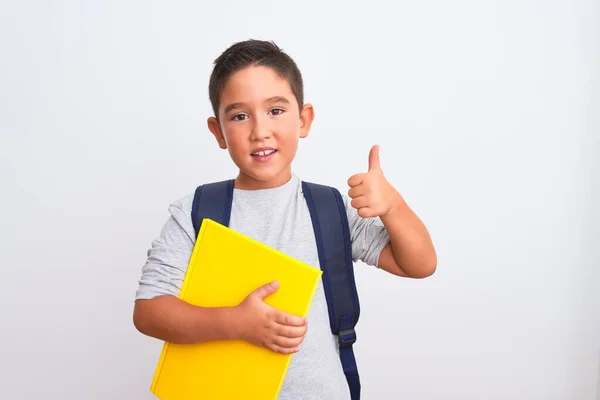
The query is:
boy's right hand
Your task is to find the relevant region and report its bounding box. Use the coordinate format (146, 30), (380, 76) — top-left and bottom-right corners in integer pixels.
(233, 280), (308, 354)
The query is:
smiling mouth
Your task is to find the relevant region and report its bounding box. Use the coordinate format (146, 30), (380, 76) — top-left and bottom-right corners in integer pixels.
(251, 149), (277, 156)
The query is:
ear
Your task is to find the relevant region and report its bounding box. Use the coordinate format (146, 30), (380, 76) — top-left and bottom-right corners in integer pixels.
(207, 117), (227, 149)
(299, 103), (315, 139)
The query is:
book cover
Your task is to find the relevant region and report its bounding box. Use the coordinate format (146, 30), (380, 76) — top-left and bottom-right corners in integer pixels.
(150, 218), (322, 399)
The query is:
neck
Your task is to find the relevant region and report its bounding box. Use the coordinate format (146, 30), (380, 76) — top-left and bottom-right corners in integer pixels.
(235, 169), (293, 190)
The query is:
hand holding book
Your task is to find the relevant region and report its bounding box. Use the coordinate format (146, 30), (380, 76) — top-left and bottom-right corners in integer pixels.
(233, 280), (308, 354)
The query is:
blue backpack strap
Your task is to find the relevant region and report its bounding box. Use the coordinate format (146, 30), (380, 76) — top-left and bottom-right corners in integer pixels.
(191, 179), (235, 236)
(301, 181), (361, 400)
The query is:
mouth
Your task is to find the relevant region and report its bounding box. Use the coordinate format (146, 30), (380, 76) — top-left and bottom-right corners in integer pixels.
(251, 149), (276, 156)
(250, 148), (277, 162)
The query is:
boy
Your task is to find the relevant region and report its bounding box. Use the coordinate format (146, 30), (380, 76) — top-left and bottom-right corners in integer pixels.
(133, 39), (436, 399)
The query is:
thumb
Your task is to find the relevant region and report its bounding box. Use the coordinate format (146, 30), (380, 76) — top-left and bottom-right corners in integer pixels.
(252, 280), (279, 300)
(368, 144), (381, 171)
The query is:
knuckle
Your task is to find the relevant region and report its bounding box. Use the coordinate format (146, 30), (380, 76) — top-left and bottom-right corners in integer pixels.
(265, 310), (274, 321)
(274, 345), (285, 354)
(266, 324), (274, 334)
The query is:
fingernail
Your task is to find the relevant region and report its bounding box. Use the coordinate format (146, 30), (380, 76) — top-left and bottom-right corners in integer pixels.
(271, 281), (279, 287)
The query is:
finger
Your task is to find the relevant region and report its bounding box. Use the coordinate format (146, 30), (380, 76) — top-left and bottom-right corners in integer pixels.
(251, 280), (279, 300)
(357, 207), (376, 218)
(270, 344), (300, 354)
(275, 323), (308, 338)
(350, 196), (369, 210)
(368, 144), (381, 171)
(347, 185), (365, 199)
(272, 334), (305, 349)
(347, 173), (366, 187)
(274, 311), (307, 327)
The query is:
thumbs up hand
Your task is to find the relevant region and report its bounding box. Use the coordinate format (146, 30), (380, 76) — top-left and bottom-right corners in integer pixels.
(347, 145), (404, 218)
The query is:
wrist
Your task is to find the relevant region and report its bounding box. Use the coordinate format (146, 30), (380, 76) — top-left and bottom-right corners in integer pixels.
(193, 306), (242, 342)
(224, 306), (245, 341)
(383, 193), (407, 217)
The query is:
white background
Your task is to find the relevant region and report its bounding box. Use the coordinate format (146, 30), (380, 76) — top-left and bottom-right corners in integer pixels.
(1, 1), (599, 399)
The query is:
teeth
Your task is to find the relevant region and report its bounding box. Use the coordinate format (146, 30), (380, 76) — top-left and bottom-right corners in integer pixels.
(253, 150), (275, 156)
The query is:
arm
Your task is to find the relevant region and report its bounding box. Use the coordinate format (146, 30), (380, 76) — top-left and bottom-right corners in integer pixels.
(133, 296), (238, 344)
(134, 281), (308, 352)
(347, 145), (437, 278)
(378, 199), (437, 278)
(132, 205), (220, 344)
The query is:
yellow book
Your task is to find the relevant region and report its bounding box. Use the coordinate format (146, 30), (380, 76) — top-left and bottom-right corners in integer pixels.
(150, 218), (323, 400)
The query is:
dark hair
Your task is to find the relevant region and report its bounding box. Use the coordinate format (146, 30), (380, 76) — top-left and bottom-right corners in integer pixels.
(208, 39), (304, 119)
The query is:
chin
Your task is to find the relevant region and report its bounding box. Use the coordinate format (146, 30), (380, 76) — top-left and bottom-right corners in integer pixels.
(241, 166), (290, 184)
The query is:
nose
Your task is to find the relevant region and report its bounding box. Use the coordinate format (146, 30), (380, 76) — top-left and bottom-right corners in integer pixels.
(249, 114), (271, 141)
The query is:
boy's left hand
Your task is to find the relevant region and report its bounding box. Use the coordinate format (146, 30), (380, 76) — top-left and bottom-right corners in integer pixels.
(347, 145), (404, 218)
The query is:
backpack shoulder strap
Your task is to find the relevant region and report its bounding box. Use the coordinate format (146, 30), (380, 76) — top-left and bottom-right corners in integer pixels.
(191, 179), (235, 236)
(301, 181), (361, 400)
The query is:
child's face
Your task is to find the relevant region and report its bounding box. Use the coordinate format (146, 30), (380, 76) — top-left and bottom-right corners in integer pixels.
(208, 65), (314, 190)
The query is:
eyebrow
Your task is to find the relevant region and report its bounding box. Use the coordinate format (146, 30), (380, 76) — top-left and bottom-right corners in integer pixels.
(265, 96), (290, 105)
(223, 96), (291, 115)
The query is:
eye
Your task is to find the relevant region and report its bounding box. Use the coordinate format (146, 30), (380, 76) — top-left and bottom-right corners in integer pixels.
(231, 113), (248, 121)
(268, 108), (285, 116)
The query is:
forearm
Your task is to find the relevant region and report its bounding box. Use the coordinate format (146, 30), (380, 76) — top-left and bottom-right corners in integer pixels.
(380, 198), (437, 278)
(133, 295), (239, 344)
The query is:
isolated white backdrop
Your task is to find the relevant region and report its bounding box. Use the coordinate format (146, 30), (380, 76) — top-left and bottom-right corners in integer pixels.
(1, 1), (598, 399)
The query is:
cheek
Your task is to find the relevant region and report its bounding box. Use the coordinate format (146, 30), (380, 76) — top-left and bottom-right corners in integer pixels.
(274, 117), (301, 140)
(222, 127), (247, 150)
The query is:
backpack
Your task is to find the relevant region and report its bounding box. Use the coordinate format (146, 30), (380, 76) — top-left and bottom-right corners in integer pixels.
(190, 179), (362, 399)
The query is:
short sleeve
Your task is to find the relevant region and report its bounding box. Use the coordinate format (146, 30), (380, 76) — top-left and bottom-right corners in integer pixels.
(342, 194), (390, 267)
(135, 195), (196, 300)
